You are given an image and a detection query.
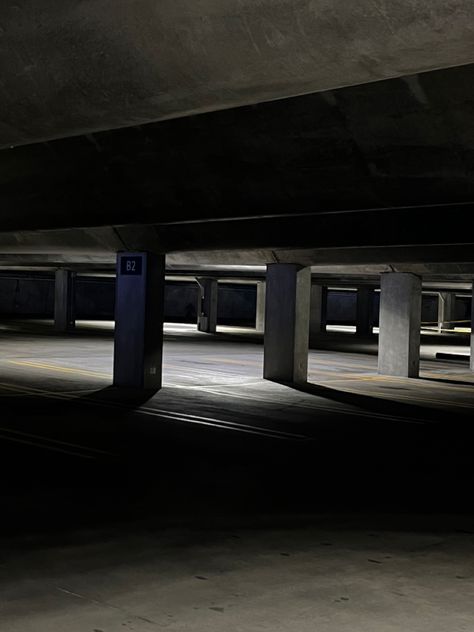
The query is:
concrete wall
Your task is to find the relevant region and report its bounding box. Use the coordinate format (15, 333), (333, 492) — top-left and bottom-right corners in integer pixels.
(165, 282), (257, 326)
(326, 290), (381, 326)
(0, 276), (258, 326)
(453, 296), (471, 324)
(76, 278), (116, 319)
(421, 293), (470, 326)
(0, 276), (470, 328)
(0, 277), (54, 316)
(327, 291), (357, 325)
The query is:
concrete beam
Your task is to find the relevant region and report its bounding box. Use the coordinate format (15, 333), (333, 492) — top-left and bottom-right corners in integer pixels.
(263, 264), (311, 384)
(3, 205), (474, 263)
(113, 252), (165, 389)
(2, 2), (474, 148)
(378, 273), (422, 378)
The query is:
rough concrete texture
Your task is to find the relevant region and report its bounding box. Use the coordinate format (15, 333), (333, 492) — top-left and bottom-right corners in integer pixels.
(378, 273), (422, 378)
(471, 285), (474, 372)
(356, 287), (374, 336)
(197, 277), (218, 334)
(2, 521), (473, 632)
(0, 320), (473, 631)
(1, 1), (474, 148)
(113, 252), (165, 389)
(2, 63), (474, 238)
(264, 264), (311, 383)
(438, 291), (457, 330)
(309, 283), (326, 346)
(54, 269), (76, 332)
(255, 281), (266, 333)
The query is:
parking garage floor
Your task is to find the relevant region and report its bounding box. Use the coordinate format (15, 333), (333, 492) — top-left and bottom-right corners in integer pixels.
(0, 320), (473, 631)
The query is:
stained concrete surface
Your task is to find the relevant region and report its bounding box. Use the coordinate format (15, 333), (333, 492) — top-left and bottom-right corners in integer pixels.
(0, 319), (473, 631)
(3, 2), (474, 148)
(2, 520), (474, 632)
(2, 64), (474, 239)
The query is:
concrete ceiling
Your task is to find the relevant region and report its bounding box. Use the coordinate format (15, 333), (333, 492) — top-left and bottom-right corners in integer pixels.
(2, 1), (474, 148)
(1, 7), (474, 279)
(1, 63), (474, 236)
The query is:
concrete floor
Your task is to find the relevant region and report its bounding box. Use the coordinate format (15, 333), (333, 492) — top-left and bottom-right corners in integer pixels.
(0, 319), (473, 631)
(2, 518), (474, 632)
(0, 319), (472, 415)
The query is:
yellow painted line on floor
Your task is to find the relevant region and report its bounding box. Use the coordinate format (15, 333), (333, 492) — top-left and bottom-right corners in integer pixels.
(5, 376), (468, 414)
(7, 359), (473, 404)
(8, 360), (110, 379)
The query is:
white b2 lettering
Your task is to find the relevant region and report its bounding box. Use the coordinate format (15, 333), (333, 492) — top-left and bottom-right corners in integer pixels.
(126, 261), (136, 272)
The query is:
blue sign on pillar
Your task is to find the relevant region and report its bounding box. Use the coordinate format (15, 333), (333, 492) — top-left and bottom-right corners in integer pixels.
(120, 256), (143, 276)
(114, 251), (165, 390)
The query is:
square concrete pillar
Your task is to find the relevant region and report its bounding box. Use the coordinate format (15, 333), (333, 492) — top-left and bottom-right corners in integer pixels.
(113, 252), (165, 390)
(470, 284), (474, 372)
(356, 287), (374, 336)
(378, 273), (422, 378)
(54, 269), (76, 332)
(196, 277), (218, 333)
(263, 263), (311, 383)
(255, 281), (266, 333)
(309, 283), (326, 348)
(438, 292), (456, 331)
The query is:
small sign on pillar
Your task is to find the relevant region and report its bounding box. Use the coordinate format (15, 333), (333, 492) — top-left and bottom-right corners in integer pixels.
(113, 251), (165, 390)
(120, 256), (143, 276)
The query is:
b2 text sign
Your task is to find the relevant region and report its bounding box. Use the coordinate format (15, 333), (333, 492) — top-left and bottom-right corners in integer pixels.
(120, 256), (143, 276)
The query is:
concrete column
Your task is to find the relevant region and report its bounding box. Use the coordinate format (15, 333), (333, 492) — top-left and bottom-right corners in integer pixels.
(54, 269), (76, 331)
(309, 283), (326, 347)
(113, 252), (165, 390)
(255, 281), (266, 333)
(263, 263), (311, 383)
(438, 291), (456, 331)
(378, 273), (422, 378)
(196, 277), (218, 333)
(470, 284), (474, 372)
(356, 287), (374, 336)
(322, 287), (328, 331)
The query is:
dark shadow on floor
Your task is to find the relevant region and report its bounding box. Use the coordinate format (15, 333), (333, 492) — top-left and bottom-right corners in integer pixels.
(421, 376), (474, 387)
(76, 384), (158, 408)
(279, 378), (470, 423)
